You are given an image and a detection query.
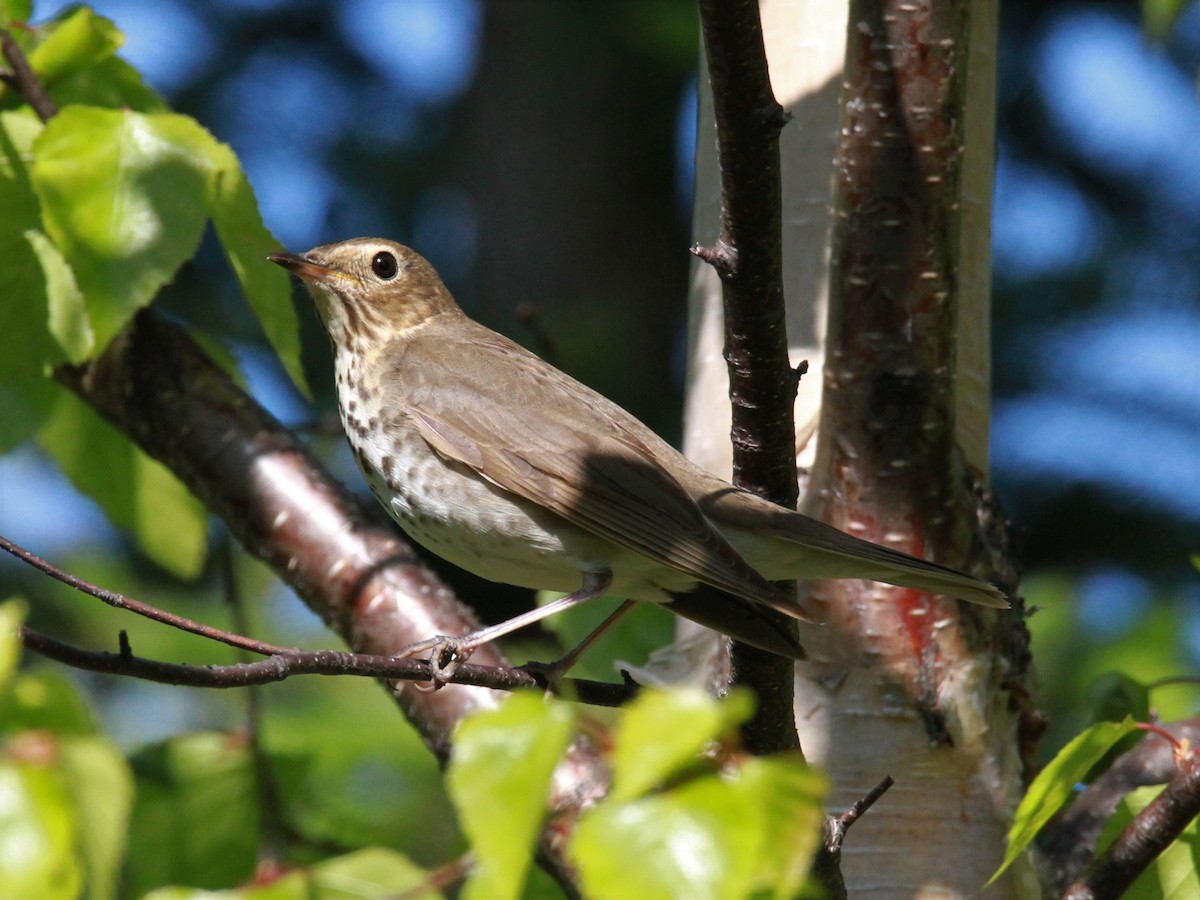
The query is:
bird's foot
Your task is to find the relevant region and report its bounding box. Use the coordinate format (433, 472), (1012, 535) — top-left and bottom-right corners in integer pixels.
(519, 657), (574, 693)
(394, 635), (475, 691)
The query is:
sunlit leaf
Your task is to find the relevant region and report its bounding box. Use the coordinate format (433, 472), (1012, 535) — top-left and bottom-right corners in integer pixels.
(207, 142), (309, 396)
(0, 599), (25, 696)
(31, 107), (214, 351)
(0, 1), (33, 25)
(309, 847), (441, 900)
(990, 716), (1140, 885)
(37, 390), (207, 579)
(0, 754), (83, 899)
(740, 755), (826, 899)
(610, 687), (753, 802)
(574, 773), (760, 900)
(61, 736), (133, 900)
(448, 692), (576, 900)
(27, 7), (123, 88)
(1098, 784), (1200, 900)
(1, 671), (97, 738)
(47, 55), (166, 113)
(25, 228), (92, 362)
(0, 109), (60, 382)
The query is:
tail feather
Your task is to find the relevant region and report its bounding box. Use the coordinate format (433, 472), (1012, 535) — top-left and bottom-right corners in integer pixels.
(702, 490), (1009, 609)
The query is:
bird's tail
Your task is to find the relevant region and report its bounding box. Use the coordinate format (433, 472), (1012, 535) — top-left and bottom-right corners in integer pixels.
(705, 490), (1009, 609)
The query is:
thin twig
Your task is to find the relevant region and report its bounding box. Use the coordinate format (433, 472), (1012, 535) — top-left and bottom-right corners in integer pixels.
(0, 533), (286, 657)
(0, 28), (57, 122)
(219, 536), (288, 869)
(19, 622), (635, 705)
(839, 774), (895, 832)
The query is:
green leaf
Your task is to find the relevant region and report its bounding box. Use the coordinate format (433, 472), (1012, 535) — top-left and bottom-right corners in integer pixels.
(610, 687), (754, 802)
(27, 7), (124, 88)
(60, 736), (133, 900)
(0, 754), (83, 899)
(1143, 0), (1190, 42)
(31, 107), (214, 351)
(1088, 671), (1152, 725)
(207, 142), (309, 396)
(309, 847), (441, 900)
(448, 692), (576, 900)
(0, 599), (25, 696)
(1098, 784), (1200, 900)
(38, 390), (207, 579)
(46, 55), (166, 113)
(740, 755), (826, 899)
(574, 773), (760, 900)
(0, 671), (98, 738)
(0, 109), (63, 382)
(0, 379), (57, 451)
(26, 227), (92, 362)
(573, 739), (823, 900)
(143, 848), (439, 900)
(1, 1), (33, 25)
(125, 732), (260, 895)
(990, 716), (1140, 885)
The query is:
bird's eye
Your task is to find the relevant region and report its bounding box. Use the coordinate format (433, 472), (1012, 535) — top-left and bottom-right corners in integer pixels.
(371, 251), (399, 280)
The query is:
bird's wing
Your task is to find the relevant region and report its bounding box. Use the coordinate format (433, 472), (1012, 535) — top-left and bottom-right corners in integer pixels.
(389, 326), (806, 618)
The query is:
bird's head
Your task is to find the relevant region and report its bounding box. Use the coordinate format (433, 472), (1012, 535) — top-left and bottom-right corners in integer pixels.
(269, 238), (460, 351)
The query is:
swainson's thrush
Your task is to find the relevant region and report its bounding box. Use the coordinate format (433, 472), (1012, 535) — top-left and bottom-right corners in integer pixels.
(270, 239), (1006, 670)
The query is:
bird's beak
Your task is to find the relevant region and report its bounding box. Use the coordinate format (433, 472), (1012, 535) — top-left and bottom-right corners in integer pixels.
(267, 252), (357, 285)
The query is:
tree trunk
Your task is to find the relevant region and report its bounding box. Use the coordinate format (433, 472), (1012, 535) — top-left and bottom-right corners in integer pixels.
(685, 1), (1037, 895)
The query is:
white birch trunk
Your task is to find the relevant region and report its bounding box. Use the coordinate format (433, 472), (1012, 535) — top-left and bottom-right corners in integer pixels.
(683, 1), (1035, 895)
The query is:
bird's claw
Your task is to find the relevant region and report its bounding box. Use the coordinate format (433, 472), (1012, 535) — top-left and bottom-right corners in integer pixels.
(394, 635), (474, 691)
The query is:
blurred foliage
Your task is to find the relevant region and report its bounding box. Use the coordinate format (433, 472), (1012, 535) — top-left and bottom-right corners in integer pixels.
(1, 0), (1199, 896)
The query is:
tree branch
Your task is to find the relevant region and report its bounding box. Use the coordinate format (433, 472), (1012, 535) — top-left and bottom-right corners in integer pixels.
(1038, 717), (1200, 896)
(695, 0), (799, 760)
(1, 28), (57, 122)
(1, 532), (288, 657)
(1065, 745), (1200, 900)
(5, 531), (636, 705)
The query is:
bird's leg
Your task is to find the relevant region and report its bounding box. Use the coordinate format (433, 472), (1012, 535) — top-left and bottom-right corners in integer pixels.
(523, 599), (639, 687)
(396, 570), (614, 686)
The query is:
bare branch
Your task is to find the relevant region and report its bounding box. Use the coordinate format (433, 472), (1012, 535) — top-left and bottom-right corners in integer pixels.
(695, 0), (799, 761)
(1, 532), (286, 657)
(1064, 746), (1200, 900)
(0, 28), (58, 122)
(1039, 717), (1200, 895)
(18, 621), (636, 706)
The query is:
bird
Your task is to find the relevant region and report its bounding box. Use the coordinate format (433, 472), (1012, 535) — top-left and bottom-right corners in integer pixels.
(269, 238), (1007, 677)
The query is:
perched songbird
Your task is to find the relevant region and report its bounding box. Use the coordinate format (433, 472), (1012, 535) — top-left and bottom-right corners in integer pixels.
(270, 239), (1006, 670)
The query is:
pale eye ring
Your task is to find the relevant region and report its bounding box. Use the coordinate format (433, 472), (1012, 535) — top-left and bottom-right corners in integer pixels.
(371, 251), (399, 280)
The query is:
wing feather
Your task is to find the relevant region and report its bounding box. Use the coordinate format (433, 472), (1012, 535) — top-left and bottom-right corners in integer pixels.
(391, 326), (799, 613)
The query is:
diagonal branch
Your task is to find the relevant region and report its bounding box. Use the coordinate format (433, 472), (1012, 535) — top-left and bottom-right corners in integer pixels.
(1064, 746), (1200, 900)
(1, 533), (287, 657)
